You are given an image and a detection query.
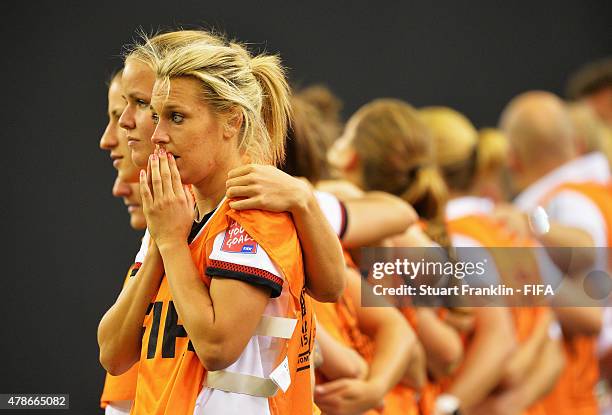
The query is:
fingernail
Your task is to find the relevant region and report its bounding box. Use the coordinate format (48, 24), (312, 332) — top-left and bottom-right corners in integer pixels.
(152, 154), (158, 161)
(168, 152), (174, 159)
(159, 148), (166, 156)
(140, 170), (145, 179)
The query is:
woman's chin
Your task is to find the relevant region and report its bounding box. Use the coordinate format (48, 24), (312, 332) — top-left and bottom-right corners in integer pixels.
(130, 213), (147, 231)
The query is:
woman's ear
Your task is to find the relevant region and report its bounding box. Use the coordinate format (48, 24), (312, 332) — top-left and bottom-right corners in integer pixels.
(345, 148), (361, 172)
(223, 109), (243, 140)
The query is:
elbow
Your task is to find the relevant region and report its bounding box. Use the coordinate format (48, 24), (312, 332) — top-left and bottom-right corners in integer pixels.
(99, 348), (134, 376)
(398, 202), (418, 230)
(583, 315), (603, 336)
(568, 249), (597, 274)
(441, 342), (464, 373)
(307, 273), (347, 303)
(347, 350), (369, 380)
(311, 283), (345, 303)
(432, 337), (464, 377)
(195, 341), (241, 372)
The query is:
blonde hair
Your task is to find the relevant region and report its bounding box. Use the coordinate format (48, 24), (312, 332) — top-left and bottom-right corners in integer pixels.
(476, 128), (510, 176)
(420, 107), (509, 192)
(128, 30), (292, 165)
(351, 99), (448, 223)
(125, 30), (225, 63)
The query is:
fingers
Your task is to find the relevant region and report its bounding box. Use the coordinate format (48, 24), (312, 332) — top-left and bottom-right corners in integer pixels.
(139, 169), (153, 209)
(314, 389), (342, 410)
(227, 164), (257, 180)
(228, 197), (263, 211)
(147, 154), (153, 193)
(315, 379), (350, 397)
(183, 185), (195, 209)
(226, 184), (260, 199)
(226, 175), (255, 189)
(168, 152), (184, 197)
(150, 152), (163, 199)
(157, 148), (172, 196)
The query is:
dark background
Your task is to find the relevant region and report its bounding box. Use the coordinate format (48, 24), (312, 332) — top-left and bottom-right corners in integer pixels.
(1, 0), (610, 413)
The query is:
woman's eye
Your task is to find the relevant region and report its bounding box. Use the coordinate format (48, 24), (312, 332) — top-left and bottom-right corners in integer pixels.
(152, 114), (159, 124)
(136, 99), (148, 108)
(172, 113), (184, 123)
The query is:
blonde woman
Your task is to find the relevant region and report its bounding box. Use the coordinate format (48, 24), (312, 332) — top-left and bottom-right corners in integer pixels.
(116, 30), (346, 303)
(327, 98), (468, 415)
(420, 107), (564, 415)
(100, 69), (146, 231)
(98, 69), (142, 415)
(98, 31), (319, 414)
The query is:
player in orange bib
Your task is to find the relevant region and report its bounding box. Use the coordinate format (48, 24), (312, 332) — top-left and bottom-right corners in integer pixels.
(500, 91), (609, 415)
(98, 68), (145, 415)
(421, 107), (565, 415)
(224, 92), (425, 414)
(97, 30), (326, 414)
(327, 98), (473, 414)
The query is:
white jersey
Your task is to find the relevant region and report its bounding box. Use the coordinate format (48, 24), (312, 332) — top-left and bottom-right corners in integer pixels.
(514, 153), (609, 268)
(314, 191), (347, 238)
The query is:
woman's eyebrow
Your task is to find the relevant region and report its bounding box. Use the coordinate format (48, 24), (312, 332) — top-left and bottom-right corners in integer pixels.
(150, 103), (185, 113)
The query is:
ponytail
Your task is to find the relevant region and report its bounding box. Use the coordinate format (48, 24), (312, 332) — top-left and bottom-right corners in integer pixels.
(135, 29), (292, 166)
(250, 54), (292, 166)
(400, 164), (448, 222)
(476, 128), (509, 178)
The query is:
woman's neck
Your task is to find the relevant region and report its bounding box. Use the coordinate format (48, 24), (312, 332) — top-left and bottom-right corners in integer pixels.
(192, 158), (242, 215)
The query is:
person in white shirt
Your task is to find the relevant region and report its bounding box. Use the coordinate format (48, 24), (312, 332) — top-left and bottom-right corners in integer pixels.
(499, 90), (607, 415)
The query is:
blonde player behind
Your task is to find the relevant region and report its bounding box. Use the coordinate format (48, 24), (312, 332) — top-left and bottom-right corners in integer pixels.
(98, 68), (144, 415)
(97, 29), (353, 414)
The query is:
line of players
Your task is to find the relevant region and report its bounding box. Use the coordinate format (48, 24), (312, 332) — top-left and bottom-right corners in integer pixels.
(97, 29), (612, 415)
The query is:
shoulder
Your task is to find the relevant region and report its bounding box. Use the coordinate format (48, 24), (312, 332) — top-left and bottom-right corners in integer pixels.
(226, 208), (299, 249)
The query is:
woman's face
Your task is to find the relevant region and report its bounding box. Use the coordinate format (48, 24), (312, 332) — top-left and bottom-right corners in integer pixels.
(119, 59), (156, 169)
(149, 76), (233, 188)
(99, 76), (140, 182)
(112, 177), (146, 230)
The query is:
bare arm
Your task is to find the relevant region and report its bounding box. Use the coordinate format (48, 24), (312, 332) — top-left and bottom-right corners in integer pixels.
(341, 192), (418, 248)
(492, 204), (596, 273)
(347, 268), (415, 395)
(554, 306), (602, 337)
(226, 165), (346, 302)
(401, 339), (427, 390)
(97, 241), (164, 375)
(139, 151), (274, 371)
(316, 179), (418, 247)
(501, 309), (553, 389)
(446, 307), (516, 412)
(472, 337), (565, 415)
(315, 269), (415, 415)
(415, 308), (464, 379)
(316, 323), (369, 381)
(539, 222), (596, 274)
(509, 337), (565, 407)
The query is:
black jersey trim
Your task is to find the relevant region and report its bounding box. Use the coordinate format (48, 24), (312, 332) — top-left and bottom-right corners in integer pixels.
(206, 261), (283, 298)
